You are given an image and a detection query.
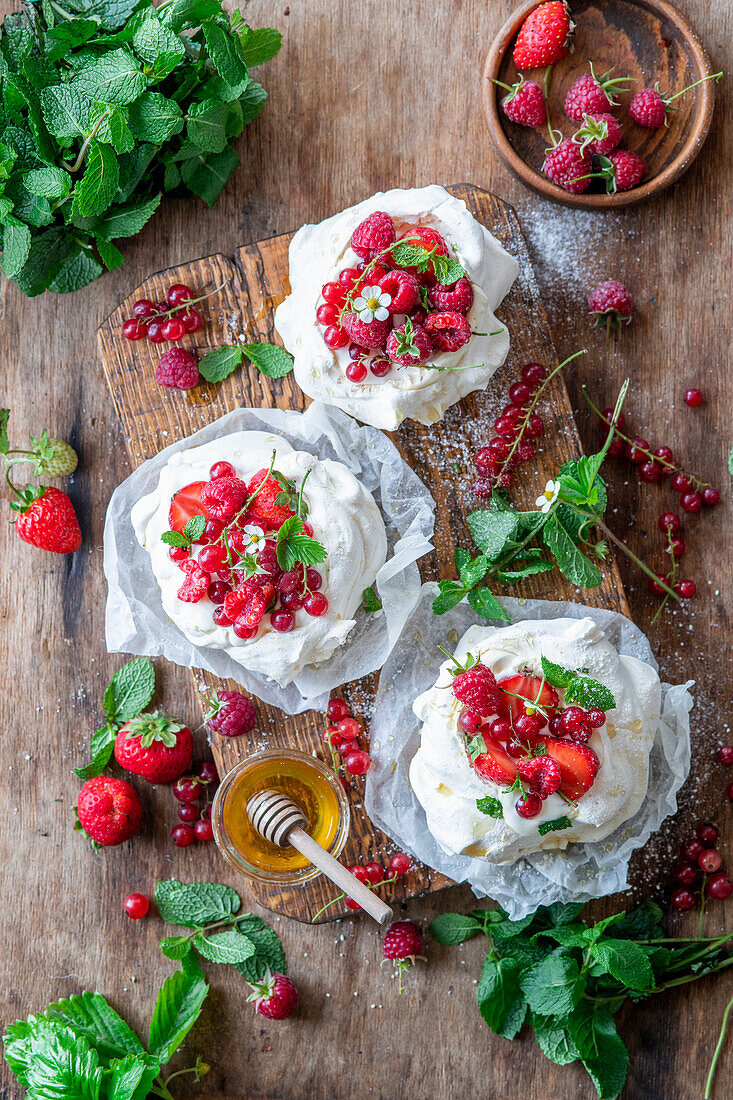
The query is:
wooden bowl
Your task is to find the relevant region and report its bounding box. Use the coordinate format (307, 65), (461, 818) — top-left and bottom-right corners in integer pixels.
(482, 0), (717, 208)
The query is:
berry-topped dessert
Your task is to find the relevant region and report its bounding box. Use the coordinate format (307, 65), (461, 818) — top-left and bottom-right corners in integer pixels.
(274, 185), (518, 430)
(409, 617), (662, 863)
(131, 431), (387, 686)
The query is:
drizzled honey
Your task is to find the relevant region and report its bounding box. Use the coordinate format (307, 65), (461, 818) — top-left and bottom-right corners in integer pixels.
(219, 753), (344, 875)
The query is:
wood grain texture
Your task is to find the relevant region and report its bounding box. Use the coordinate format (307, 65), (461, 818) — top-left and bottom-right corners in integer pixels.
(97, 183), (628, 923)
(1, 1), (731, 1098)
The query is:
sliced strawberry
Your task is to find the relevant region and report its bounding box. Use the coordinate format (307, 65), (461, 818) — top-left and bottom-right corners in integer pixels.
(543, 738), (599, 800)
(247, 470), (293, 530)
(168, 481), (211, 535)
(497, 674), (559, 723)
(472, 734), (517, 786)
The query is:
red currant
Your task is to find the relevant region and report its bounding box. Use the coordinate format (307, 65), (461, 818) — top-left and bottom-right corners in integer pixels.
(316, 303), (339, 326)
(210, 461), (235, 479)
(346, 361), (368, 382)
(707, 874), (733, 900)
(304, 592), (329, 617)
(474, 477), (494, 501)
(517, 442), (535, 462)
(147, 320), (166, 343)
(345, 897), (362, 911)
(197, 544), (227, 572)
(162, 317), (185, 341)
(169, 545), (189, 563)
(683, 838), (704, 861)
(608, 438), (624, 458)
(344, 749), (370, 775)
(338, 267), (361, 289)
(676, 580), (697, 599)
(672, 862), (700, 886)
(233, 621), (258, 640)
(602, 408), (626, 430)
(670, 887), (696, 911)
(321, 282), (345, 304)
(123, 893), (150, 919)
(508, 381), (531, 406)
(338, 717), (361, 741)
(178, 802), (199, 823)
(171, 823), (196, 847)
(698, 849), (722, 873)
(173, 777), (200, 803)
(388, 853), (410, 877)
(494, 415), (517, 438)
(702, 487), (720, 507)
(717, 746), (733, 765)
(180, 308), (202, 333)
(625, 438), (649, 464)
(666, 537), (685, 559)
(459, 709), (481, 733)
(727, 782), (733, 802)
(671, 472), (693, 494)
(684, 388), (703, 407)
(515, 713), (542, 738)
(497, 470), (513, 489)
(526, 414), (544, 439)
(369, 357), (392, 377)
(363, 862), (385, 885)
(213, 606), (232, 626)
(194, 818), (214, 842)
(647, 575), (668, 596)
(203, 518), (224, 541)
(132, 298), (156, 319)
(586, 709), (606, 728)
(350, 866), (370, 885)
(516, 794), (542, 819)
(167, 284), (193, 307)
(271, 609), (295, 632)
(522, 363), (546, 387)
(653, 446), (674, 472)
(207, 581), (231, 605)
(560, 706), (587, 734)
(327, 698), (349, 722)
(122, 319), (146, 341)
(697, 822), (719, 844)
(681, 493), (702, 514)
(324, 325), (349, 349)
(197, 763), (219, 791)
(488, 717), (511, 740)
(639, 461), (661, 484)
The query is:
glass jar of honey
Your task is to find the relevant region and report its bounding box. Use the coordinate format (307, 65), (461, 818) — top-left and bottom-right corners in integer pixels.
(211, 749), (350, 886)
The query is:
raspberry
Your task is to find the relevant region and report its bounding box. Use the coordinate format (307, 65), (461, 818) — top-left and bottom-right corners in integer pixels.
(428, 276), (474, 314)
(385, 321), (432, 367)
(564, 66), (632, 120)
(452, 662), (501, 717)
(343, 312), (389, 349)
(500, 78), (547, 126)
(248, 972), (298, 1020)
(543, 138), (591, 193)
(350, 211), (396, 261)
(206, 689), (257, 737)
(573, 112), (621, 156)
(424, 311), (471, 353)
(177, 559), (209, 602)
(382, 920), (423, 961)
(155, 348), (200, 390)
(628, 88), (667, 128)
(224, 584), (269, 629)
(201, 476), (250, 523)
(588, 280), (632, 336)
(378, 269), (420, 312)
(595, 149), (647, 193)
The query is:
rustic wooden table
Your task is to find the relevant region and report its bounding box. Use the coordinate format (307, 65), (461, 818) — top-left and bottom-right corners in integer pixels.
(1, 2), (730, 1098)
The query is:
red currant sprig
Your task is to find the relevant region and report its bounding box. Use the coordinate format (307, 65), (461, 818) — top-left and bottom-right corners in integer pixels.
(321, 695), (371, 778)
(311, 852), (411, 920)
(122, 278), (230, 344)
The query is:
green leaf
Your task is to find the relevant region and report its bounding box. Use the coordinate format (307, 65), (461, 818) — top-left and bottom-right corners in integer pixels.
(96, 237), (125, 270)
(102, 657), (155, 725)
(160, 935), (193, 961)
(107, 1053), (161, 1100)
(569, 1002), (629, 1100)
(201, 19), (250, 95)
(537, 816), (572, 836)
(607, 900), (664, 942)
(155, 879), (241, 928)
(496, 559), (554, 583)
(14, 226), (72, 297)
(564, 676), (616, 710)
(48, 246), (104, 294)
(0, 409), (9, 454)
(531, 1012), (580, 1066)
(44, 20), (99, 62)
(237, 25), (282, 67)
(432, 579), (468, 615)
(180, 144), (239, 207)
(64, 0), (143, 32)
(520, 953), (585, 1017)
(72, 49), (147, 107)
(589, 939), (654, 991)
(558, 455), (607, 512)
(40, 84), (89, 141)
(71, 142), (120, 218)
(131, 9), (186, 67)
(92, 105), (135, 155)
(147, 956), (208, 1064)
(161, 0), (222, 34)
(476, 795), (503, 818)
(21, 1024), (103, 1099)
(23, 166), (72, 200)
(198, 344), (243, 382)
(44, 991), (145, 1060)
(467, 508), (520, 563)
(235, 925), (287, 982)
(728, 446), (733, 476)
(3, 179), (53, 228)
(276, 532), (328, 572)
(431, 254), (465, 286)
(239, 81), (268, 123)
(186, 99), (229, 153)
(429, 913), (483, 946)
(193, 930), (256, 965)
(86, 194), (161, 240)
(362, 585), (382, 613)
(74, 723), (117, 780)
(183, 515), (206, 542)
(161, 529), (189, 549)
(467, 586), (510, 622)
(540, 656), (575, 689)
(542, 513), (602, 588)
(243, 341), (295, 378)
(0, 217), (31, 279)
(458, 552), (488, 590)
(477, 955), (527, 1040)
(127, 93), (184, 143)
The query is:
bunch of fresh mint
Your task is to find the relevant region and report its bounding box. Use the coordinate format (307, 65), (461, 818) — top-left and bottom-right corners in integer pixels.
(3, 955), (209, 1099)
(430, 900), (733, 1100)
(0, 0), (281, 296)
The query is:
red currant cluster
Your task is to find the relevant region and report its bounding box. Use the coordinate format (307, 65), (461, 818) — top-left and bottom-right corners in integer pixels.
(343, 853), (411, 912)
(168, 464), (328, 638)
(473, 361), (547, 500)
(716, 745), (733, 803)
(170, 761), (219, 847)
(647, 515), (696, 606)
(671, 822), (732, 911)
(322, 696), (371, 778)
(122, 283), (203, 343)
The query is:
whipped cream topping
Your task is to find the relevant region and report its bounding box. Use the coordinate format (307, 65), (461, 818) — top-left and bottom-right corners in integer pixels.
(131, 430), (387, 687)
(274, 185), (519, 430)
(409, 617), (662, 864)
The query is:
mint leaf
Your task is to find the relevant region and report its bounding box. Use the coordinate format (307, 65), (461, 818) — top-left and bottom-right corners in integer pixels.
(180, 145), (240, 207)
(161, 530), (189, 549)
(458, 552), (489, 590)
(105, 658), (156, 725)
(467, 508), (520, 563)
(235, 925), (287, 982)
(72, 49), (147, 107)
(198, 345), (244, 382)
(239, 81), (268, 123)
(183, 515), (205, 543)
(432, 579), (468, 615)
(155, 879), (241, 927)
(728, 446), (733, 476)
(429, 913), (483, 946)
(40, 84), (89, 141)
(238, 25), (282, 67)
(537, 816), (572, 836)
(476, 795), (503, 818)
(23, 167), (72, 200)
(193, 930), (256, 965)
(96, 237), (125, 270)
(564, 676), (616, 710)
(362, 586), (382, 613)
(0, 218), (32, 279)
(496, 559), (554, 583)
(131, 9), (186, 67)
(186, 99), (229, 154)
(89, 195), (162, 240)
(161, 0), (222, 33)
(520, 954), (585, 1017)
(478, 955), (527, 1039)
(45, 20), (99, 61)
(71, 142), (120, 218)
(243, 342), (295, 378)
(147, 955), (208, 1064)
(127, 93), (184, 143)
(201, 19), (250, 95)
(48, 247), (103, 294)
(589, 939), (653, 991)
(540, 656), (575, 690)
(568, 1002), (629, 1100)
(467, 586), (510, 622)
(159, 936), (192, 961)
(431, 253), (465, 286)
(542, 513), (602, 588)
(531, 1012), (580, 1066)
(607, 900), (663, 942)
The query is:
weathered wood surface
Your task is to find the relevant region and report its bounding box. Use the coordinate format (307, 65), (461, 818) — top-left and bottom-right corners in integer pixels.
(1, 1), (731, 1097)
(97, 183), (629, 923)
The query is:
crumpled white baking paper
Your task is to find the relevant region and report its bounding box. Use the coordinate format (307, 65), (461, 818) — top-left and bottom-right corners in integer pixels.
(365, 585), (693, 919)
(102, 403), (435, 715)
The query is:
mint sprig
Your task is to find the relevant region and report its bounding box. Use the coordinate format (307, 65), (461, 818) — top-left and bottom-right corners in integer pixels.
(198, 341), (294, 383)
(476, 795), (503, 818)
(540, 656), (616, 711)
(74, 657), (156, 780)
(537, 815), (573, 835)
(430, 900), (733, 1100)
(161, 514), (206, 549)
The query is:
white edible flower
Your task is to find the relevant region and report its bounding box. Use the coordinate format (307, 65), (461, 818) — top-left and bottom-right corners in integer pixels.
(239, 524), (267, 553)
(535, 479), (560, 512)
(353, 285), (391, 323)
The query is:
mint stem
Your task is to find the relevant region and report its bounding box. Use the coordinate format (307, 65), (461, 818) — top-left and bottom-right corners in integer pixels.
(705, 992), (733, 1099)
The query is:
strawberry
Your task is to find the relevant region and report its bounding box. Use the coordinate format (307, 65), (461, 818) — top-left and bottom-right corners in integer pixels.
(177, 558), (209, 602)
(168, 481), (211, 534)
(76, 776), (142, 846)
(543, 737), (599, 800)
(30, 431), (78, 477)
(114, 712), (193, 784)
(497, 674), (559, 723)
(473, 734), (518, 786)
(247, 470), (294, 529)
(11, 485), (81, 554)
(513, 1), (573, 70)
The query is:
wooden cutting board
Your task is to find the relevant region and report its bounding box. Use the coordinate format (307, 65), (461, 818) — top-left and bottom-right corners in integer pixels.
(97, 183), (629, 922)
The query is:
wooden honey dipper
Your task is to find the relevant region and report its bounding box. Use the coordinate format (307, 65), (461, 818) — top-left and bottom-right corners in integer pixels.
(246, 789), (393, 925)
